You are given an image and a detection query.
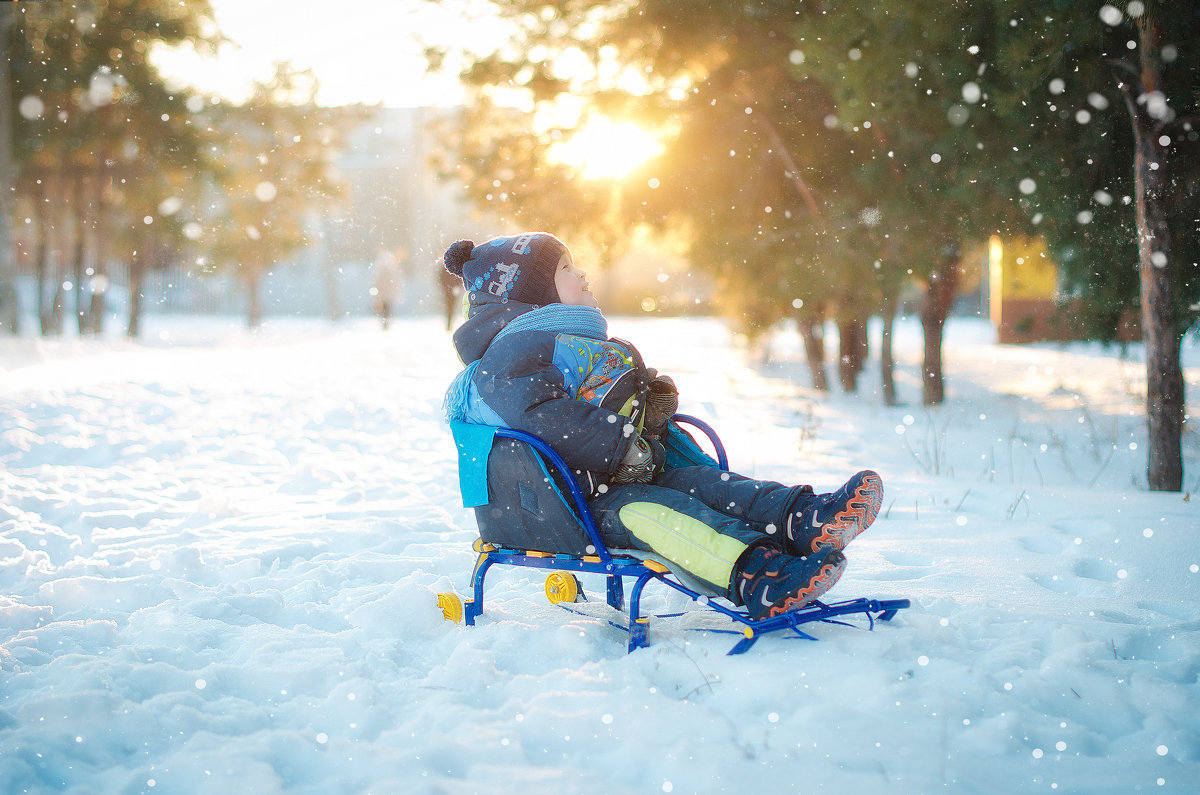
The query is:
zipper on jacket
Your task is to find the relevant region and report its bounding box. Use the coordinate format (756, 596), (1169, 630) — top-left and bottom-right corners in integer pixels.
(608, 337), (650, 430)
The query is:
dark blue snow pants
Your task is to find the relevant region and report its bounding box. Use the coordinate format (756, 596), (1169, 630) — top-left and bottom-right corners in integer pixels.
(588, 466), (805, 595)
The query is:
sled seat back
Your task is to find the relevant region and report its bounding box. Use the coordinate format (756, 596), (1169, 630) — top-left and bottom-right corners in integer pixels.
(449, 416), (726, 558)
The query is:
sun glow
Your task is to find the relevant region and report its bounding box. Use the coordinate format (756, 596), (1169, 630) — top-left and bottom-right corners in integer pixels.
(551, 117), (664, 180)
(151, 0), (506, 107)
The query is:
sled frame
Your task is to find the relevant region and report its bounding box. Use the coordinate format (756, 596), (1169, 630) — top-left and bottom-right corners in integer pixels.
(457, 415), (909, 654)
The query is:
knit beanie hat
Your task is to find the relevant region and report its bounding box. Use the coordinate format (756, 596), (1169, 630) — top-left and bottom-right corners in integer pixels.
(443, 232), (570, 307)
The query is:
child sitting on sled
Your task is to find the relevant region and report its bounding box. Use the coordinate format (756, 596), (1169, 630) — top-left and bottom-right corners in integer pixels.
(442, 232), (883, 620)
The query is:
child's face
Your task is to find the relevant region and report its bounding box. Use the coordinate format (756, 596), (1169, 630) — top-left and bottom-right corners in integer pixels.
(554, 253), (599, 308)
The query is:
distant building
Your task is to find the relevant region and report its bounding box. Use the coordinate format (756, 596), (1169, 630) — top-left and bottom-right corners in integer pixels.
(987, 235), (1064, 343)
(987, 235), (1137, 344)
(194, 106), (485, 319)
(295, 106), (483, 318)
(327, 107), (468, 269)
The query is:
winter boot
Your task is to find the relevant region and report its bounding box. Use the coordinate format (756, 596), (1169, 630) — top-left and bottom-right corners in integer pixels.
(732, 545), (847, 621)
(783, 470), (883, 557)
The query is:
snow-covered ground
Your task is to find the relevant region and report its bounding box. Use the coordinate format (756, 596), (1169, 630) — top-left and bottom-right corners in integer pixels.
(1, 313), (1197, 794)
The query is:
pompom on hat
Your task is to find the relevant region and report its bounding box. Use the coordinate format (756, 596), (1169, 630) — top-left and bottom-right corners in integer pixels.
(443, 232), (570, 307)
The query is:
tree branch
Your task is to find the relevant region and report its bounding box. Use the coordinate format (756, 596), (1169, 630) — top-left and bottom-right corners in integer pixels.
(731, 84), (822, 219)
(1105, 56), (1141, 81)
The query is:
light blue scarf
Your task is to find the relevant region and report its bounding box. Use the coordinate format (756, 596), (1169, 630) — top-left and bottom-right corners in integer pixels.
(443, 305), (608, 422)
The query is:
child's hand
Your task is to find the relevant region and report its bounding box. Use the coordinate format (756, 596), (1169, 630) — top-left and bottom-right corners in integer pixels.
(644, 376), (678, 437)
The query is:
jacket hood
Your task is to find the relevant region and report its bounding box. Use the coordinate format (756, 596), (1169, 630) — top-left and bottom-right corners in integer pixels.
(451, 301), (539, 365)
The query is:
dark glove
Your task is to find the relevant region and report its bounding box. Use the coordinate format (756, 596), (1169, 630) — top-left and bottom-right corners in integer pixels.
(612, 434), (665, 484)
(643, 375), (678, 437)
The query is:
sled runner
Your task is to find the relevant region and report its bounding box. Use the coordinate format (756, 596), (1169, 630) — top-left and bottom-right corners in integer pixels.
(438, 415), (909, 654)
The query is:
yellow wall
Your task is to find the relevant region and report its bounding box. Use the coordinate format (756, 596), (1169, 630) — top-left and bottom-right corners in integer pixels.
(988, 236), (1058, 326)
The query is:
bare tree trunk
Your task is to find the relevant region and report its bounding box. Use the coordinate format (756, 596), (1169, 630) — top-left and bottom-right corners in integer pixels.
(71, 174), (87, 335)
(86, 168), (111, 335)
(33, 182), (52, 336)
(87, 289), (106, 335)
(0, 9), (17, 335)
(837, 315), (869, 393)
(1120, 11), (1184, 491)
(797, 310), (829, 392)
(440, 267), (462, 331)
(49, 282), (66, 336)
(0, 274), (15, 335)
(880, 292), (898, 407)
(921, 249), (961, 405)
(127, 237), (145, 338)
(246, 267), (263, 329)
(1133, 133), (1183, 491)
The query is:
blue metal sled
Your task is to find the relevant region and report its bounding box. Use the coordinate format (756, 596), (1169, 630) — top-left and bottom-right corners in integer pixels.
(439, 415), (909, 654)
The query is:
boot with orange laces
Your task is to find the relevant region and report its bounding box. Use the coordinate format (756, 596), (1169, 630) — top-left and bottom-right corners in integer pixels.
(732, 545), (847, 621)
(783, 471), (883, 557)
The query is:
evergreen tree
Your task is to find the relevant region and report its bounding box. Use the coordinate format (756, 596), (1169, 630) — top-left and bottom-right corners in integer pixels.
(985, 0), (1199, 491)
(438, 0), (1197, 460)
(4, 0), (216, 336)
(195, 65), (369, 329)
(437, 0), (893, 395)
(789, 0), (1033, 404)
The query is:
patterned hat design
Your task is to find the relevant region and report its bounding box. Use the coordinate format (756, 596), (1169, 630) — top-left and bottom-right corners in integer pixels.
(443, 233), (570, 307)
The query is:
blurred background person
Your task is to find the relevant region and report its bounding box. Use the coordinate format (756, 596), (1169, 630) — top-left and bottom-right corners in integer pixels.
(438, 259), (463, 331)
(369, 247), (405, 329)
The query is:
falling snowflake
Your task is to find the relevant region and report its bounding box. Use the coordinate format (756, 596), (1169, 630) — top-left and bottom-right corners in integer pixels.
(1099, 5), (1124, 26)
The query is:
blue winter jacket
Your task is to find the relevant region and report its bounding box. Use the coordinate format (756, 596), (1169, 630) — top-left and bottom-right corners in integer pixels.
(447, 300), (651, 495)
